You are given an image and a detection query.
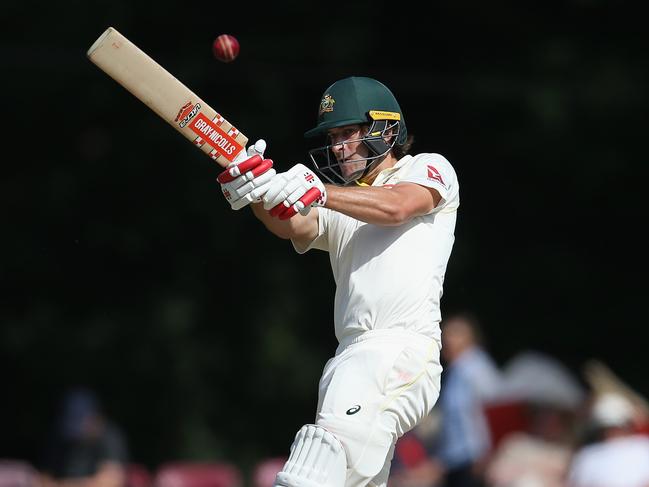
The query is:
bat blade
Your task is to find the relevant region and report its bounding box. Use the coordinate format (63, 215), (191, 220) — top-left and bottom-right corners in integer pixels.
(87, 27), (247, 167)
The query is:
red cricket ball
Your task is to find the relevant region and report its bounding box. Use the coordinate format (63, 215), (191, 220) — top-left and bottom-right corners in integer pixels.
(212, 34), (240, 63)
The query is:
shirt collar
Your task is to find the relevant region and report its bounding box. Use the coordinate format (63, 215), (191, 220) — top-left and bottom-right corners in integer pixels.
(371, 155), (412, 186)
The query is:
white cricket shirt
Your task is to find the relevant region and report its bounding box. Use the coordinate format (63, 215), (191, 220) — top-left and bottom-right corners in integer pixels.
(294, 153), (459, 345)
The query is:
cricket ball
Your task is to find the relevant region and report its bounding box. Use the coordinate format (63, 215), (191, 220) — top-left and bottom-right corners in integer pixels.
(212, 34), (239, 63)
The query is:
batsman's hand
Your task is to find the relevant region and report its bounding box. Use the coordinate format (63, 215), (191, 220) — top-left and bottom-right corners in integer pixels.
(263, 164), (327, 220)
(217, 139), (276, 210)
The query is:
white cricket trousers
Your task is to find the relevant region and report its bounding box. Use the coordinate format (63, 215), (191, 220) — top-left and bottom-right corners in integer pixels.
(315, 329), (442, 487)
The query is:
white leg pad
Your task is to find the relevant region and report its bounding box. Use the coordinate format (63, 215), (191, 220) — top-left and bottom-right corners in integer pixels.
(274, 424), (347, 487)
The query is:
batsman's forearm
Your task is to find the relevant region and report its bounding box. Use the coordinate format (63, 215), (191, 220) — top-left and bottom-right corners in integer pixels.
(250, 202), (316, 241)
(251, 202), (288, 238)
(324, 185), (408, 226)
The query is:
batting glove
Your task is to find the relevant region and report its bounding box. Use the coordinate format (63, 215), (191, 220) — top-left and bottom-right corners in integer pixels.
(263, 164), (327, 220)
(217, 139), (276, 210)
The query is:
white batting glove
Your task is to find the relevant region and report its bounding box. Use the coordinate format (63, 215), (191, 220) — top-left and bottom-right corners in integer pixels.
(217, 139), (276, 210)
(234, 139), (267, 164)
(263, 164), (327, 220)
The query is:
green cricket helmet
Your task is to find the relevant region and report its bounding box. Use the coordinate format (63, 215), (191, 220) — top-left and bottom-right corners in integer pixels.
(304, 77), (407, 185)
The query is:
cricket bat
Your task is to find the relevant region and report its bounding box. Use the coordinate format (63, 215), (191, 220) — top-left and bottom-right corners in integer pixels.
(87, 27), (248, 168)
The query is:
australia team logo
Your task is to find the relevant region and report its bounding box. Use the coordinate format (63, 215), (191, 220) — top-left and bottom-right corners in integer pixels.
(318, 94), (335, 116)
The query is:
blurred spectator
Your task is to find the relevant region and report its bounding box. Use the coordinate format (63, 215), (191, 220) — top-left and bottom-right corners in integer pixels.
(582, 359), (649, 432)
(497, 351), (586, 413)
(251, 457), (286, 487)
(566, 392), (649, 487)
(125, 464), (152, 487)
(0, 460), (39, 487)
(484, 402), (577, 487)
(154, 462), (242, 487)
(37, 388), (128, 487)
(484, 351), (584, 487)
(388, 414), (443, 487)
(429, 311), (504, 487)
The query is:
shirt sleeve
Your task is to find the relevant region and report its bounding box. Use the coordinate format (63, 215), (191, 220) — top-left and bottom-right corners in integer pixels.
(291, 207), (330, 254)
(399, 153), (459, 213)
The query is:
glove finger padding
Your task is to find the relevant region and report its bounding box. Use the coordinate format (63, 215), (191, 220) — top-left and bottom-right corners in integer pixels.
(269, 200), (290, 218)
(265, 179), (304, 211)
(268, 184), (312, 218)
(229, 139), (267, 167)
(277, 205), (299, 220)
(230, 192), (258, 211)
(218, 153), (275, 210)
(262, 167), (303, 210)
(249, 179), (276, 201)
(229, 168), (277, 200)
(299, 187), (325, 208)
(217, 155), (264, 184)
(228, 169), (276, 211)
(275, 187), (324, 220)
(247, 139), (266, 158)
(262, 163), (327, 219)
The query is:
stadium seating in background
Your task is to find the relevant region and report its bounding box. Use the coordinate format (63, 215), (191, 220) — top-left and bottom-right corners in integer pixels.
(126, 463), (153, 487)
(154, 462), (242, 487)
(393, 433), (428, 469)
(251, 457), (286, 487)
(483, 400), (530, 449)
(0, 460), (38, 487)
(483, 350), (586, 450)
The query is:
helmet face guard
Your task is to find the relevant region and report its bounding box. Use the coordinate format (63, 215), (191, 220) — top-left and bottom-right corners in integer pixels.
(308, 119), (400, 185)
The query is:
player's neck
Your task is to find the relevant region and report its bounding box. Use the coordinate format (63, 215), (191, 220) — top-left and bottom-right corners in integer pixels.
(359, 153), (399, 185)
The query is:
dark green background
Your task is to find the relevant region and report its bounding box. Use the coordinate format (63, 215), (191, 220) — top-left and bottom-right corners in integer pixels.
(2, 0), (647, 476)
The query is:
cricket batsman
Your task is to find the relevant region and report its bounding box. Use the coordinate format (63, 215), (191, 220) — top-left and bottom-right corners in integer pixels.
(217, 76), (459, 487)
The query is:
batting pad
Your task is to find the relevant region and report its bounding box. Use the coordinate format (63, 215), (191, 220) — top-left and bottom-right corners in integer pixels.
(275, 424), (347, 487)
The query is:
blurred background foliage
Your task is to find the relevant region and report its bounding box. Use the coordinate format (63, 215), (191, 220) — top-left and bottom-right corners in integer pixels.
(1, 0), (647, 473)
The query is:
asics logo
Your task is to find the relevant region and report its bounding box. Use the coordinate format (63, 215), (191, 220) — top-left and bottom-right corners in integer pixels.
(346, 405), (361, 415)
